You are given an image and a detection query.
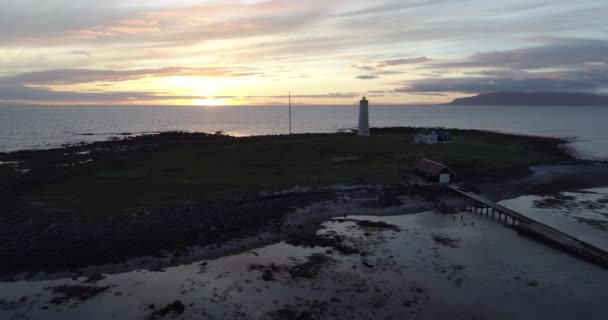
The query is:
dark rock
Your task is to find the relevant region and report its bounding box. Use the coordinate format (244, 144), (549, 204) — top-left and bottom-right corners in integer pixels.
(355, 220), (400, 231)
(46, 285), (110, 305)
(262, 270), (275, 281)
(289, 254), (333, 279)
(84, 273), (106, 284)
(432, 234), (460, 248)
(156, 300), (186, 317)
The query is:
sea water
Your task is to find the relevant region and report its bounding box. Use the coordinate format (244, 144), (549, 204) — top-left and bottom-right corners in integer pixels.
(1, 104), (607, 159)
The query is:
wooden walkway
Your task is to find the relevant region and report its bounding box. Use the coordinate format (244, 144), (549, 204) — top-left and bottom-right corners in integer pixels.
(447, 185), (608, 269)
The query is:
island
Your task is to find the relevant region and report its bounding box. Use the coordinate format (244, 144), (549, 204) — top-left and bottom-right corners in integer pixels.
(2, 127), (608, 276)
(447, 92), (608, 106)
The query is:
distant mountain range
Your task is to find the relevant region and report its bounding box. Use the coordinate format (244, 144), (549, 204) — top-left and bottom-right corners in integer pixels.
(447, 92), (608, 106)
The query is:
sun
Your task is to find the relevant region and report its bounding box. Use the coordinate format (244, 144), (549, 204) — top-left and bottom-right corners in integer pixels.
(192, 98), (227, 106)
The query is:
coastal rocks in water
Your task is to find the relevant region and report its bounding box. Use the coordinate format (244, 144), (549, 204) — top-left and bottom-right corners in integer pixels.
(286, 228), (361, 255)
(355, 220), (401, 232)
(527, 280), (539, 287)
(432, 233), (460, 248)
(248, 263), (283, 281)
(533, 193), (607, 211)
(46, 284), (110, 305)
(268, 300), (328, 320)
(433, 264), (466, 286)
(572, 217), (608, 230)
(288, 254), (334, 279)
(532, 194), (576, 209)
(83, 273), (106, 284)
(529, 191), (608, 230)
(152, 300), (186, 318)
(249, 253), (334, 281)
(402, 285), (431, 309)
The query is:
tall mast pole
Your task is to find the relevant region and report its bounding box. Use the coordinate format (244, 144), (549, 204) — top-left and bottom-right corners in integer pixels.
(289, 92), (292, 135)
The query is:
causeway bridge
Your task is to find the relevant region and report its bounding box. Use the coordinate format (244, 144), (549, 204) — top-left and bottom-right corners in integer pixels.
(447, 184), (608, 269)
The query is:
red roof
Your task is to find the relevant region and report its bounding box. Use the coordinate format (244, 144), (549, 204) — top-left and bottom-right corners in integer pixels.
(416, 159), (452, 176)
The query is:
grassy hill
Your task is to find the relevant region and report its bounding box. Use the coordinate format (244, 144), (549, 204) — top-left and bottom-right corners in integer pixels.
(2, 128), (570, 216)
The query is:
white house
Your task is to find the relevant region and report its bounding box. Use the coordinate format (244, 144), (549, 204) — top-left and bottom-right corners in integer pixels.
(415, 129), (452, 144)
(415, 129), (437, 144)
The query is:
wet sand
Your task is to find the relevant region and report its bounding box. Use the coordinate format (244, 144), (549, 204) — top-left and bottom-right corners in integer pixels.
(1, 207), (607, 320)
(500, 187), (608, 250)
(475, 163), (608, 201)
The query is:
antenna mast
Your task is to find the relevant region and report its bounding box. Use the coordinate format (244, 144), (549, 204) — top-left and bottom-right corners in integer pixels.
(289, 92), (292, 135)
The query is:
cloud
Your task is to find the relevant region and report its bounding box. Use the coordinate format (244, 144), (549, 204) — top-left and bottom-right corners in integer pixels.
(395, 68), (608, 93)
(356, 75), (380, 80)
(0, 81), (362, 103)
(463, 70), (532, 79)
(0, 67), (361, 103)
(0, 66), (260, 103)
(412, 92), (447, 96)
(435, 38), (608, 70)
(338, 0), (448, 17)
(333, 4), (608, 53)
(0, 0), (329, 47)
(378, 57), (431, 67)
(0, 84), (194, 103)
(2, 67), (258, 86)
(354, 65), (376, 71)
(372, 70), (404, 75)
(393, 38), (608, 94)
(249, 93), (361, 99)
(0, 0), (135, 45)
(70, 50), (92, 56)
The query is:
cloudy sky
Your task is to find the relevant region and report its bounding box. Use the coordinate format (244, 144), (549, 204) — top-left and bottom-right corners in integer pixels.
(1, 0), (607, 105)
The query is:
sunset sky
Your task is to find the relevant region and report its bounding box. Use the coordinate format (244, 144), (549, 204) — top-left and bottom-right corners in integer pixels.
(1, 0), (607, 106)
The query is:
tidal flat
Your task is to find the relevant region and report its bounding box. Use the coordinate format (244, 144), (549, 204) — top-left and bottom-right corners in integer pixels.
(1, 206), (606, 319)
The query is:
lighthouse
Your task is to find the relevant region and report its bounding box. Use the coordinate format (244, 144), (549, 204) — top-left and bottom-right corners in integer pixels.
(358, 96), (369, 136)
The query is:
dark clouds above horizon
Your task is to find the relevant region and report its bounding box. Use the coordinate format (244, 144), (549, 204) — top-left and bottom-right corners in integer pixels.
(1, 0), (607, 105)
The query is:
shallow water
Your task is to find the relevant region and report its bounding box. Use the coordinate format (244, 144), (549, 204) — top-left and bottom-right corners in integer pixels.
(500, 187), (608, 250)
(1, 210), (606, 320)
(1, 104), (607, 159)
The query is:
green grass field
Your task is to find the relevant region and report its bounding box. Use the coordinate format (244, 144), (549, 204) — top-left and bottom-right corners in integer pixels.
(18, 130), (567, 216)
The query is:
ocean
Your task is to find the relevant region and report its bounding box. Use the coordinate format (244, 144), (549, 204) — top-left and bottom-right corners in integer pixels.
(1, 104), (607, 159)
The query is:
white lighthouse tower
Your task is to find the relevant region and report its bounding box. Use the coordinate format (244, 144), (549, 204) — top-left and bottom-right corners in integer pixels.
(358, 96), (369, 136)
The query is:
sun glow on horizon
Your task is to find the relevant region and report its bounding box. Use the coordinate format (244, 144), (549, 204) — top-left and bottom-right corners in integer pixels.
(191, 98), (229, 106)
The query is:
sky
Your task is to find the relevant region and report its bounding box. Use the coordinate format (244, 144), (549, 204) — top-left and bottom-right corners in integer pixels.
(1, 0), (607, 106)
